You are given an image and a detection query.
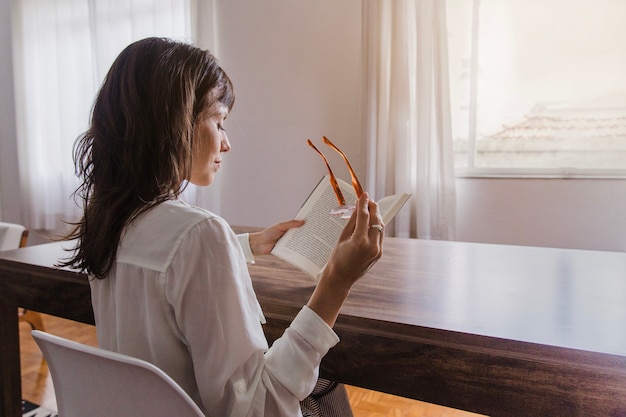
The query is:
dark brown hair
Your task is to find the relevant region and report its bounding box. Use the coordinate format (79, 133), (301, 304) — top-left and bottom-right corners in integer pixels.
(61, 37), (234, 278)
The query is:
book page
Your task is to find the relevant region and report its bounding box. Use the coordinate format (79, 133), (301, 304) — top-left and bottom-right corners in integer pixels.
(378, 193), (412, 224)
(272, 177), (355, 279)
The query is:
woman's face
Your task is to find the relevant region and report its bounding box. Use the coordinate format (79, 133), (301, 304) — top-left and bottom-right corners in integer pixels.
(189, 103), (231, 186)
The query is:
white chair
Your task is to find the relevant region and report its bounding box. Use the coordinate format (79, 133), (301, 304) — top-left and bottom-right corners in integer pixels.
(0, 221), (27, 251)
(31, 330), (205, 417)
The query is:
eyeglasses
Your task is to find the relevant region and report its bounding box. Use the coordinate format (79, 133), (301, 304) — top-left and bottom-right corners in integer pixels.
(307, 136), (363, 218)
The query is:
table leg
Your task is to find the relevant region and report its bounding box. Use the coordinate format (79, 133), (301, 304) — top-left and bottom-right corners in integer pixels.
(0, 303), (21, 417)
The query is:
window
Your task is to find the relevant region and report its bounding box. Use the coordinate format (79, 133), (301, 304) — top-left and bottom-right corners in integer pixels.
(447, 0), (626, 177)
(11, 0), (192, 230)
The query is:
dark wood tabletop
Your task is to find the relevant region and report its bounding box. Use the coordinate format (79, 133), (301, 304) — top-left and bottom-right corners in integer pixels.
(1, 234), (626, 417)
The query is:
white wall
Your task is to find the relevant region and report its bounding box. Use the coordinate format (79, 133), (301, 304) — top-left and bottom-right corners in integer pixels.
(2, 0), (626, 252)
(456, 178), (626, 252)
(211, 0), (365, 227)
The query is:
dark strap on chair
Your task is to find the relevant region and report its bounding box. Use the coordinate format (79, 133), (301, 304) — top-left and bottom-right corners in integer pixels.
(300, 379), (354, 417)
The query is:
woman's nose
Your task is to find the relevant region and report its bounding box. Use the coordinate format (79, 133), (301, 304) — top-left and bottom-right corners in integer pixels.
(221, 136), (231, 152)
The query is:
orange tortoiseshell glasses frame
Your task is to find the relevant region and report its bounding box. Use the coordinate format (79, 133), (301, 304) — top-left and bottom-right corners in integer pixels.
(307, 137), (364, 217)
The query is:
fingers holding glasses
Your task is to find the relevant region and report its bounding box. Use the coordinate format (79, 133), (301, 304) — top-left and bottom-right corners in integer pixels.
(349, 193), (384, 238)
(355, 193), (384, 262)
(367, 203), (385, 247)
(363, 198), (384, 274)
(369, 224), (384, 234)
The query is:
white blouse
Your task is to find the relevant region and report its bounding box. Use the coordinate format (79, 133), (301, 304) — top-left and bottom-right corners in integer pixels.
(89, 200), (339, 417)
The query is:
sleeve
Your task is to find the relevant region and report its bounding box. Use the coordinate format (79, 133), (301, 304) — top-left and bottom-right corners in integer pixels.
(165, 217), (339, 417)
(236, 233), (255, 264)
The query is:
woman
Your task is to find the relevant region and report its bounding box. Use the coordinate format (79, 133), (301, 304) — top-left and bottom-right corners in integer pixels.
(63, 37), (384, 417)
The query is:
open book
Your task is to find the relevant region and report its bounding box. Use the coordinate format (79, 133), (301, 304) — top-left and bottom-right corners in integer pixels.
(271, 175), (411, 281)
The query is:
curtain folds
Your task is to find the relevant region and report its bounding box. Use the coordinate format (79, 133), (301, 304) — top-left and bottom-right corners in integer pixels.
(363, 0), (456, 240)
(11, 0), (192, 232)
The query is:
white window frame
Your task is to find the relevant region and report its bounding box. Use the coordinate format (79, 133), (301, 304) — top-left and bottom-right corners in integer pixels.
(450, 0), (626, 179)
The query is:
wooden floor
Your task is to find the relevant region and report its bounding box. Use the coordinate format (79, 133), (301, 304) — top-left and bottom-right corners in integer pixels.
(19, 313), (483, 417)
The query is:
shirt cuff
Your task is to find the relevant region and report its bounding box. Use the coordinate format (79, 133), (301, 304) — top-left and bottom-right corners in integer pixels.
(291, 305), (340, 354)
(236, 233), (255, 264)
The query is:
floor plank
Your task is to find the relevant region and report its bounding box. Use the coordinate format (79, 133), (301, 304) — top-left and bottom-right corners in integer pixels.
(19, 314), (483, 417)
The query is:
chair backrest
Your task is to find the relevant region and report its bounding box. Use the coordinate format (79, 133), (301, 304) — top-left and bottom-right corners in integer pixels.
(31, 330), (205, 417)
(0, 221), (27, 251)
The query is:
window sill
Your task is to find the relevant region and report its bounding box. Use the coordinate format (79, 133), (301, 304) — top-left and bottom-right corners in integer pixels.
(454, 167), (626, 179)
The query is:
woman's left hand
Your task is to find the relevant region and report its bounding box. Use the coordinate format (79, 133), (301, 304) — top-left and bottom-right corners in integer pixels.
(248, 219), (305, 256)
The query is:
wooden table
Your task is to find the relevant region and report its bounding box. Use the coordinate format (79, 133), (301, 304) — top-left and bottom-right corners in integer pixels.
(1, 237), (626, 417)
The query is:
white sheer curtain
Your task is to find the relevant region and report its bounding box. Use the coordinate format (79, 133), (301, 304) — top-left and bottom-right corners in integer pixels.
(363, 0), (456, 239)
(11, 0), (192, 232)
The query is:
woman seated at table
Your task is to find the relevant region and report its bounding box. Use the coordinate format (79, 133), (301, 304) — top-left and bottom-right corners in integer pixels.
(61, 37), (384, 417)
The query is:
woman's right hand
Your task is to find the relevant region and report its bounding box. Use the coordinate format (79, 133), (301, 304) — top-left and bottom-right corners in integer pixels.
(306, 192), (384, 327)
(325, 192), (384, 288)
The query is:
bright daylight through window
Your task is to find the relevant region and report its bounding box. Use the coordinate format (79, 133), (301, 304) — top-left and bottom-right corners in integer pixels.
(446, 0), (626, 177)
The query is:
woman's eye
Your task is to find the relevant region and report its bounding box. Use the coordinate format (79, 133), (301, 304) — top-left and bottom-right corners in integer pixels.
(217, 123), (227, 132)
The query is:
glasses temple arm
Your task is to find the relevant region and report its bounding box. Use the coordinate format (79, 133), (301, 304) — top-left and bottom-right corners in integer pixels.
(322, 136), (364, 197)
(307, 139), (347, 206)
